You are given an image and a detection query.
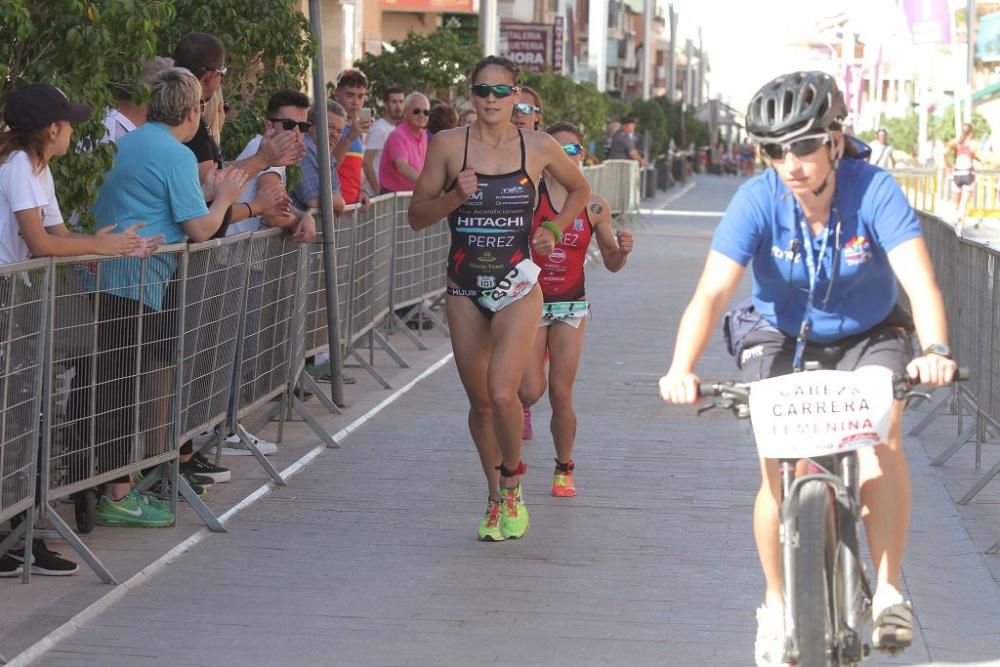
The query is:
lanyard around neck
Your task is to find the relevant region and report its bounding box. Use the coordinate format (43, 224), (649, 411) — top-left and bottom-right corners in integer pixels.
(792, 201), (840, 370)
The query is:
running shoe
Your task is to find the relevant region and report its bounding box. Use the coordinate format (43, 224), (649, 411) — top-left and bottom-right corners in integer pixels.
(10, 541), (78, 576)
(500, 484), (529, 539)
(477, 499), (504, 542)
(872, 601), (914, 652)
(0, 553), (21, 577)
(552, 460), (576, 497)
(522, 404), (533, 440)
(222, 424), (278, 456)
(95, 490), (175, 528)
(754, 604), (784, 667)
(181, 452), (231, 483)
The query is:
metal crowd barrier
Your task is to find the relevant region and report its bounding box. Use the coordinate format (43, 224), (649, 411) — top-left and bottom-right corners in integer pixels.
(896, 169), (1000, 219)
(583, 160), (641, 226)
(0, 168), (644, 583)
(907, 210), (1000, 553)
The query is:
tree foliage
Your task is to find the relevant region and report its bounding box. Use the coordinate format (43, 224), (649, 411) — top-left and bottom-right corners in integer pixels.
(0, 0), (174, 225)
(519, 71), (611, 148)
(0, 0), (313, 227)
(350, 29), (482, 110)
(157, 0), (314, 161)
(856, 108), (989, 157)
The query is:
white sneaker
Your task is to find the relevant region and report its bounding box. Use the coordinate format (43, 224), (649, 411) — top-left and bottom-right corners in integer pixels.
(221, 425), (278, 456)
(755, 604), (785, 667)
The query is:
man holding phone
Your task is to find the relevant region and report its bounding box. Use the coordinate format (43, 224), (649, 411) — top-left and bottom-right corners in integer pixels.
(332, 68), (372, 205)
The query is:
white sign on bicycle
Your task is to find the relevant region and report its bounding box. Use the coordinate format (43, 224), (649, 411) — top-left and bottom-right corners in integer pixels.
(749, 370), (894, 459)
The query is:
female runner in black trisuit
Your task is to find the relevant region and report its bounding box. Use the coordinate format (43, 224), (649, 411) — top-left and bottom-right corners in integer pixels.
(408, 56), (590, 541)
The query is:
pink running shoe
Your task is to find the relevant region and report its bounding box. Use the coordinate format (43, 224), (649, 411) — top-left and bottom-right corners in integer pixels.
(522, 404), (533, 440)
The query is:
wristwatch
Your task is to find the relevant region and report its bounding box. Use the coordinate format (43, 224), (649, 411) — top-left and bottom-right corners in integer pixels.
(923, 343), (952, 358)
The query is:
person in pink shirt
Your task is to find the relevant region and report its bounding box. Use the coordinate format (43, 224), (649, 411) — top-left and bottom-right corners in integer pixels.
(378, 92), (430, 193)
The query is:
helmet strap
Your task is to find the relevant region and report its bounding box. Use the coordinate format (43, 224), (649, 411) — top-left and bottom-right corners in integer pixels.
(811, 132), (841, 197)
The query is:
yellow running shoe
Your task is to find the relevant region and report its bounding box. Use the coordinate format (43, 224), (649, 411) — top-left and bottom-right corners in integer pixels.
(477, 499), (504, 542)
(500, 484), (529, 539)
(551, 459), (576, 497)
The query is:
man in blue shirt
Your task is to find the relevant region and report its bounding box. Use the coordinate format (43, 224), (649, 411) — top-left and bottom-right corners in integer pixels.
(90, 67), (247, 527)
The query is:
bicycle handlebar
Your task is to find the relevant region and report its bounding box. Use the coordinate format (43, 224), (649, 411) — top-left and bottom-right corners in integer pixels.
(697, 367), (970, 405)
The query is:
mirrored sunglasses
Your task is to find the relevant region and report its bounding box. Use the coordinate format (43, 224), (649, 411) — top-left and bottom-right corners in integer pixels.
(470, 83), (517, 99)
(761, 133), (829, 160)
(412, 108), (430, 116)
(514, 103), (540, 115)
(269, 117), (312, 133)
(562, 143), (584, 156)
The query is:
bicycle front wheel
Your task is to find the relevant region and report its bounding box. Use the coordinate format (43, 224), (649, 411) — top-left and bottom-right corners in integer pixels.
(793, 479), (837, 666)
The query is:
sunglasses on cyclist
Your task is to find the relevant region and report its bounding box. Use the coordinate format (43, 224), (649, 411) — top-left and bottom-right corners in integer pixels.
(269, 117), (312, 133)
(562, 143), (584, 156)
(514, 103), (540, 115)
(412, 108), (430, 116)
(470, 83), (518, 99)
(761, 133), (830, 160)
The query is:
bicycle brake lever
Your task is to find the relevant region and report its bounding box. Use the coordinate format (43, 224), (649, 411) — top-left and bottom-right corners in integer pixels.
(696, 401), (719, 417)
(903, 389), (933, 405)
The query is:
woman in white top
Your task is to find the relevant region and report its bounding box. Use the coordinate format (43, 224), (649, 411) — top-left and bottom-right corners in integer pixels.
(0, 83), (146, 264)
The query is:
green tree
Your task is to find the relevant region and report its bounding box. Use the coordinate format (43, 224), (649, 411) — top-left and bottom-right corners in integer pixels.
(520, 71), (610, 147)
(350, 29), (482, 110)
(929, 106), (990, 145)
(1, 0), (174, 224)
(628, 98), (668, 157)
(158, 0), (314, 161)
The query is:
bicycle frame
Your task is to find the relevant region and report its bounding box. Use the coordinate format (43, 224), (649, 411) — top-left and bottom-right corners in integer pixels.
(778, 453), (871, 665)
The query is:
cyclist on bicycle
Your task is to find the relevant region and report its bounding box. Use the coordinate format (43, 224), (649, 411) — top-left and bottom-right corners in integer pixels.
(657, 71), (957, 666)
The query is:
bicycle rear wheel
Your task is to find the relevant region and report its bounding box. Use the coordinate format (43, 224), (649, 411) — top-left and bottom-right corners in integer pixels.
(793, 480), (837, 666)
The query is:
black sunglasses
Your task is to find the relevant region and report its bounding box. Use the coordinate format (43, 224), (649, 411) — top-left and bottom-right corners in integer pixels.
(761, 133), (829, 160)
(268, 117), (312, 133)
(412, 108), (430, 116)
(470, 83), (517, 99)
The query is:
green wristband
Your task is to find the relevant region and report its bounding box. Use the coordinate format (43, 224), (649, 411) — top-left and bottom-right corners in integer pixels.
(541, 220), (562, 243)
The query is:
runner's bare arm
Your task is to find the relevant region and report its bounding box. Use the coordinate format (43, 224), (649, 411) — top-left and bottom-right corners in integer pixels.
(590, 195), (631, 272)
(408, 132), (467, 230)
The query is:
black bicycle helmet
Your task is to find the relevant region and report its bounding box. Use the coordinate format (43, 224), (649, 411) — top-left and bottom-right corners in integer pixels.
(745, 71), (846, 143)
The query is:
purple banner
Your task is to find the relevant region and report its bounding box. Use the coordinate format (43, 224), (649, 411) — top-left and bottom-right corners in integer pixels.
(902, 0), (952, 45)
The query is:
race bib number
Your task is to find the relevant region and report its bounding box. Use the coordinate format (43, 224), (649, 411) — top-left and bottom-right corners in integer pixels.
(749, 370), (894, 459)
(541, 301), (589, 322)
(478, 259), (540, 313)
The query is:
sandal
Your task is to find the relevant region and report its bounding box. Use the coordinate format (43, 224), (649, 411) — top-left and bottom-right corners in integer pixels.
(872, 601), (914, 652)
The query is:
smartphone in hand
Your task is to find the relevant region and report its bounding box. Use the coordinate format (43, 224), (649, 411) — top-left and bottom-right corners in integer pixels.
(359, 107), (373, 122)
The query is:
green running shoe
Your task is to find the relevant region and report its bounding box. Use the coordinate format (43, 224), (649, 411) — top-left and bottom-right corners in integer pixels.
(500, 484), (529, 539)
(477, 499), (504, 542)
(95, 491), (175, 528)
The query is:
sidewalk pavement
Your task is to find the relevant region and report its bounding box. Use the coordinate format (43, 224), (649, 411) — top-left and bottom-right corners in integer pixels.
(9, 174), (1000, 666)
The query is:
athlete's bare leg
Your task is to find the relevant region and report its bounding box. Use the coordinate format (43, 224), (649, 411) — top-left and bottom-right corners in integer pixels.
(517, 323), (549, 407)
(447, 294), (501, 499)
(488, 286), (544, 489)
(546, 318), (588, 463)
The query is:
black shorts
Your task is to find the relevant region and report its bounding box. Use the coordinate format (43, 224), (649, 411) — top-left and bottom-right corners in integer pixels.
(739, 307), (914, 382)
(953, 173), (975, 189)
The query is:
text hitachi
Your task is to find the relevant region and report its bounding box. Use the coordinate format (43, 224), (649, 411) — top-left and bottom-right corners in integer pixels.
(457, 216), (524, 227)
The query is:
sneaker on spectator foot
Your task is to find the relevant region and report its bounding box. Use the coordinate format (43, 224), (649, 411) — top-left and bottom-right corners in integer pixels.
(181, 452), (230, 483)
(0, 553), (21, 577)
(10, 541), (78, 576)
(222, 425), (277, 456)
(95, 491), (175, 528)
(522, 404), (533, 440)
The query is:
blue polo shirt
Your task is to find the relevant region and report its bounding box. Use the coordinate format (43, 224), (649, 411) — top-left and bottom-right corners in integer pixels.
(711, 158), (922, 343)
(93, 122), (208, 310)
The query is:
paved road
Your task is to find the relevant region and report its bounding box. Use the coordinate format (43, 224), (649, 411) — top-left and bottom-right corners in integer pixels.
(29, 176), (1000, 666)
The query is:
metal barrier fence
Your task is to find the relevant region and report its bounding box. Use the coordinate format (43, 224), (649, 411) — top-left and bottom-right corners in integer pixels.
(0, 161), (643, 583)
(908, 210), (1000, 553)
(896, 169), (1000, 217)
